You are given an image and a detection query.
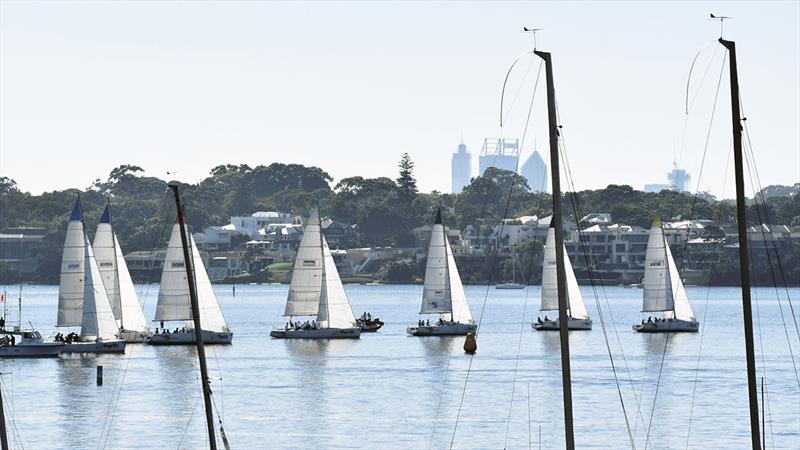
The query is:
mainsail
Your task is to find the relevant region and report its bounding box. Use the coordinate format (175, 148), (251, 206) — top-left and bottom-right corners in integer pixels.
(642, 220), (674, 313)
(93, 204), (149, 333)
(284, 210), (323, 317)
(316, 237), (356, 328)
(57, 198), (86, 327)
(155, 219), (229, 332)
(420, 213), (452, 314)
(541, 227), (589, 319)
(80, 235), (121, 340)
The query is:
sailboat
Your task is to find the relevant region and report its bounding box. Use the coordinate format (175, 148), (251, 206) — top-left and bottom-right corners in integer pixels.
(93, 203), (151, 342)
(57, 197), (126, 353)
(407, 210), (476, 336)
(270, 207), (361, 339)
(633, 218), (698, 332)
(149, 210), (233, 345)
(496, 248), (525, 289)
(533, 226), (592, 330)
(1, 287), (64, 357)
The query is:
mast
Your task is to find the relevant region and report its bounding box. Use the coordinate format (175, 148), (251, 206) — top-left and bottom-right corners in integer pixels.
(317, 207), (329, 325)
(0, 375), (7, 450)
(718, 37), (761, 450)
(107, 201), (125, 329)
(168, 184), (217, 450)
(534, 48), (575, 449)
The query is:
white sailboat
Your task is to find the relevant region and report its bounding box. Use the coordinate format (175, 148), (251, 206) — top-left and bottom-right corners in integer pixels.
(533, 226), (592, 330)
(93, 204), (151, 343)
(633, 218), (699, 332)
(407, 210), (476, 336)
(496, 249), (526, 289)
(270, 208), (361, 339)
(149, 213), (233, 345)
(57, 198), (126, 353)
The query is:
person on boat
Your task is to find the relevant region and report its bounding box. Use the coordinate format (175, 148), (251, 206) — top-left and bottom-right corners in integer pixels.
(647, 316), (653, 323)
(537, 317), (543, 324)
(0, 317), (5, 330)
(160, 321), (165, 329)
(544, 316), (549, 322)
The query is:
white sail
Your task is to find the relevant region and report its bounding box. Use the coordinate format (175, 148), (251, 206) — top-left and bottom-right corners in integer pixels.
(642, 223), (673, 312)
(155, 222), (229, 332)
(540, 228), (588, 319)
(284, 210), (323, 317)
(316, 237), (356, 329)
(93, 219), (123, 320)
(666, 243), (695, 321)
(420, 222), (452, 314)
(80, 236), (121, 341)
(446, 238), (473, 323)
(57, 199), (85, 327)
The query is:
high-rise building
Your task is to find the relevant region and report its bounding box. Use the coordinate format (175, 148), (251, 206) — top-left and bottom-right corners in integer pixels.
(520, 150), (548, 192)
(668, 167), (691, 192)
(451, 141), (472, 193)
(478, 138), (519, 176)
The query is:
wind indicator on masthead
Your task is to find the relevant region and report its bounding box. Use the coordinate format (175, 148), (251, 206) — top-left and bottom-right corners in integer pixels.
(709, 13), (732, 37)
(522, 27), (542, 50)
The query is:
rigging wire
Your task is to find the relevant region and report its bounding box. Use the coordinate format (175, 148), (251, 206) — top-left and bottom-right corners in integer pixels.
(642, 335), (670, 450)
(427, 338), (457, 450)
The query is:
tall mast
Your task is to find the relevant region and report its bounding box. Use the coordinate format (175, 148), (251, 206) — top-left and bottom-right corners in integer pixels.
(107, 200), (124, 328)
(718, 37), (761, 450)
(0, 375), (8, 450)
(168, 184), (217, 450)
(534, 48), (575, 450)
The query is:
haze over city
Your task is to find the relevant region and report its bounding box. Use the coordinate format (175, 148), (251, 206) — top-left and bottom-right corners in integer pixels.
(1, 1), (798, 196)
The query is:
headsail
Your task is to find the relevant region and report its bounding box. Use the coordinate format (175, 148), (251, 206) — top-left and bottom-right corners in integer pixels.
(420, 211), (452, 314)
(80, 235), (121, 341)
(316, 236), (356, 328)
(284, 209), (324, 317)
(445, 236), (473, 323)
(665, 242), (695, 321)
(57, 198), (85, 327)
(642, 219), (673, 312)
(541, 227), (588, 319)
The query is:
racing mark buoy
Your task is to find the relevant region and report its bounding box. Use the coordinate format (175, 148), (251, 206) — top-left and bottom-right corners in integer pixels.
(463, 333), (477, 354)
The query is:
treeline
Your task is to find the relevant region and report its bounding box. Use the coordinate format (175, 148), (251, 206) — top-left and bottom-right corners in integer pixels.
(0, 158), (798, 283)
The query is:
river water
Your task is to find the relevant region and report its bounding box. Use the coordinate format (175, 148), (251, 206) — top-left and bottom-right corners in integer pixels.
(0, 284), (798, 449)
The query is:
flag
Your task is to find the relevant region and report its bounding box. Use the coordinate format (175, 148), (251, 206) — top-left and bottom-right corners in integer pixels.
(0, 294), (5, 302)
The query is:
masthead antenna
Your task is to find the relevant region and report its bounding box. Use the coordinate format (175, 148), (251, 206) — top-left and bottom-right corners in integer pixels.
(522, 27), (542, 50)
(709, 13), (732, 38)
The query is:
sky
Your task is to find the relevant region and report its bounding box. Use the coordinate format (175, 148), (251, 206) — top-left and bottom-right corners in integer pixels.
(1, 1), (798, 197)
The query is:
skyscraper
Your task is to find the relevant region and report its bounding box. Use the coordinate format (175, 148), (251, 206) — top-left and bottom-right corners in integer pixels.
(520, 150), (548, 192)
(668, 167), (691, 192)
(451, 141), (471, 193)
(478, 138), (519, 176)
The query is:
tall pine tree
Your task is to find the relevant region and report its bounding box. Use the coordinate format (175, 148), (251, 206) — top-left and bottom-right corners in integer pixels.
(396, 153), (418, 206)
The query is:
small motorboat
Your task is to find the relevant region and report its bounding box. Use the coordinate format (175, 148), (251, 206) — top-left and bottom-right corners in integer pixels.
(355, 312), (384, 332)
(0, 328), (64, 358)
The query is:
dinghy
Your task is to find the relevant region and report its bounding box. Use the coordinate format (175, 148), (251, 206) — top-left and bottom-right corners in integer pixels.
(271, 208), (361, 339)
(149, 211), (233, 345)
(533, 226), (592, 331)
(633, 218), (698, 332)
(93, 204), (151, 342)
(407, 210), (476, 336)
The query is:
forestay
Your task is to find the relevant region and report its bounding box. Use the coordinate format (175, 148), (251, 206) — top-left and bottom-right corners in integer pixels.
(420, 222), (452, 314)
(642, 223), (673, 312)
(284, 210), (324, 317)
(540, 227), (589, 319)
(58, 199), (86, 327)
(316, 237), (356, 329)
(80, 236), (121, 341)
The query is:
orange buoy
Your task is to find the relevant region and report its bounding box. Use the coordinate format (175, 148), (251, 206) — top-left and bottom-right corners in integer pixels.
(463, 333), (477, 354)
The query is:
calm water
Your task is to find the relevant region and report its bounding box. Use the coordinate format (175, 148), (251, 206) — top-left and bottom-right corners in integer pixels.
(0, 284), (798, 449)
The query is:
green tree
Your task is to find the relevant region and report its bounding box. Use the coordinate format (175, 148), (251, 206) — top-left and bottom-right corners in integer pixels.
(396, 153), (418, 206)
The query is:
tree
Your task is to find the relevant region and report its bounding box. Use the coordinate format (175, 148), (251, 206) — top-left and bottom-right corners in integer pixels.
(396, 153), (418, 206)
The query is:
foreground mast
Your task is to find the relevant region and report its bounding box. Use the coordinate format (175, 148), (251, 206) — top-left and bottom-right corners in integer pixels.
(534, 48), (575, 450)
(718, 37), (761, 450)
(168, 184), (217, 450)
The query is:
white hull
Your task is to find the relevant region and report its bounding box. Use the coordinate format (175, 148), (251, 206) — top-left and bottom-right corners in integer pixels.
(407, 323), (477, 336)
(0, 342), (64, 358)
(496, 283), (525, 290)
(633, 318), (699, 333)
(62, 339), (126, 354)
(119, 328), (151, 343)
(532, 317), (592, 331)
(147, 330), (233, 345)
(269, 327), (361, 339)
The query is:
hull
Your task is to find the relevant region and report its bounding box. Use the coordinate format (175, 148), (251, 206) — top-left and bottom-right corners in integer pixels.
(407, 323), (477, 336)
(633, 319), (699, 333)
(0, 343), (64, 358)
(533, 317), (593, 331)
(119, 329), (151, 343)
(147, 330), (233, 345)
(270, 327), (361, 339)
(496, 283), (525, 290)
(356, 319), (384, 332)
(62, 339), (126, 354)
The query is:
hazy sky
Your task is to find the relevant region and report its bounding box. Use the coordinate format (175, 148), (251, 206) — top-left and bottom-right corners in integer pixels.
(1, 1), (798, 197)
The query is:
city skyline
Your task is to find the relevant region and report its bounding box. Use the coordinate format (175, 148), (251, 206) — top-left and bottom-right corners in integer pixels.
(1, 2), (798, 197)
